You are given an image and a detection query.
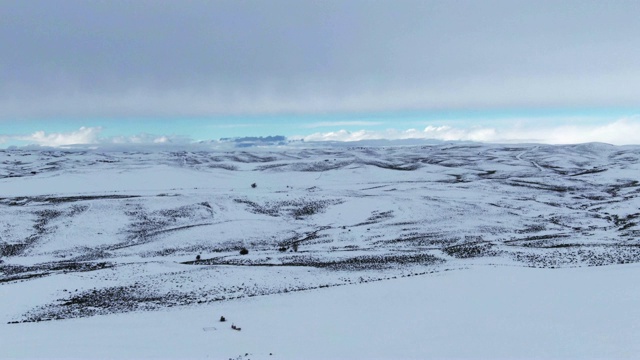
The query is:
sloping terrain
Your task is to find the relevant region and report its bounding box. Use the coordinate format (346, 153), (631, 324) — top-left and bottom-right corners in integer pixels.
(1, 142), (639, 323)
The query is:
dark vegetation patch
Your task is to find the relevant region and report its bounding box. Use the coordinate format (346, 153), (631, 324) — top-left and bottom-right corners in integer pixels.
(291, 160), (354, 172)
(18, 284), (163, 322)
(138, 237), (264, 258)
(254, 163), (290, 171)
(207, 163), (238, 171)
(516, 224), (548, 234)
(1, 261), (113, 283)
(234, 198), (342, 218)
(579, 194), (610, 201)
(604, 213), (640, 229)
(0, 243), (28, 257)
(0, 195), (140, 206)
(228, 153), (277, 163)
(14, 268), (451, 323)
(377, 233), (458, 247)
(14, 281), (337, 323)
(32, 209), (62, 232)
(140, 244), (227, 258)
(478, 170), (498, 177)
(67, 248), (115, 262)
(185, 252), (444, 271)
(110, 203), (214, 250)
(510, 245), (640, 268)
(361, 160), (421, 171)
(443, 242), (501, 259)
(506, 180), (573, 193)
(2, 209), (65, 256)
(605, 180), (639, 196)
(354, 210), (394, 227)
(503, 234), (572, 246)
(569, 168), (607, 176)
(317, 253), (444, 271)
(542, 243), (583, 249)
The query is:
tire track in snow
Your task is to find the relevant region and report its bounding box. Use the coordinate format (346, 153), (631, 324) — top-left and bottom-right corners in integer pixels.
(516, 146), (544, 172)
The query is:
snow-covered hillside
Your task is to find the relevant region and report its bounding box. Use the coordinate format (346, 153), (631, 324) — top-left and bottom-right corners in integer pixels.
(1, 142), (639, 358)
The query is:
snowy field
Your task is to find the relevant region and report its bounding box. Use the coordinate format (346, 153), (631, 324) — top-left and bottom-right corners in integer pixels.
(1, 141), (639, 358)
(3, 264), (639, 359)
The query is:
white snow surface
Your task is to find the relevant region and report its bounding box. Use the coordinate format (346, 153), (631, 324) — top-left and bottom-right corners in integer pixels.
(3, 264), (639, 359)
(1, 142), (639, 358)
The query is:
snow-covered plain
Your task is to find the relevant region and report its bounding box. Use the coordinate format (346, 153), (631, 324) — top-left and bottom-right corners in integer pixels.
(1, 142), (639, 359)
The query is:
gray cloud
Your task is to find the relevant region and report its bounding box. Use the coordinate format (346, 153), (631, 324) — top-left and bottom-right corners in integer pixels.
(2, 0), (640, 118)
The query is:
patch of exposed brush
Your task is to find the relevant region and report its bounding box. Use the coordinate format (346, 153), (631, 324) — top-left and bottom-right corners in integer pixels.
(443, 242), (501, 259)
(234, 198), (343, 218)
(1, 261), (113, 283)
(18, 284), (162, 322)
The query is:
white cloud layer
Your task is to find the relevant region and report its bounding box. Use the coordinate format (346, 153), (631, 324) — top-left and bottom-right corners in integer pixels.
(3, 117), (639, 148)
(301, 118), (640, 146)
(11, 127), (191, 148)
(17, 127), (102, 147)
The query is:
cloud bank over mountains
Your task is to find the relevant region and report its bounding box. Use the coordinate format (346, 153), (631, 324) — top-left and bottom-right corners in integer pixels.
(3, 117), (638, 148)
(301, 118), (640, 145)
(2, 127), (190, 148)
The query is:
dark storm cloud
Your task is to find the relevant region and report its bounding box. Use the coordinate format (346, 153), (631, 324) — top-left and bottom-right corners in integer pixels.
(1, 0), (640, 117)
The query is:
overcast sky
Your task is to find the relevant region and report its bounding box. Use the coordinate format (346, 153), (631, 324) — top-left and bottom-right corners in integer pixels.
(2, 0), (640, 118)
(1, 0), (640, 147)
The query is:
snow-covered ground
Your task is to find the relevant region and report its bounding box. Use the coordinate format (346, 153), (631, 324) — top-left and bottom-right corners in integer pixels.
(1, 142), (639, 358)
(2, 264), (639, 359)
